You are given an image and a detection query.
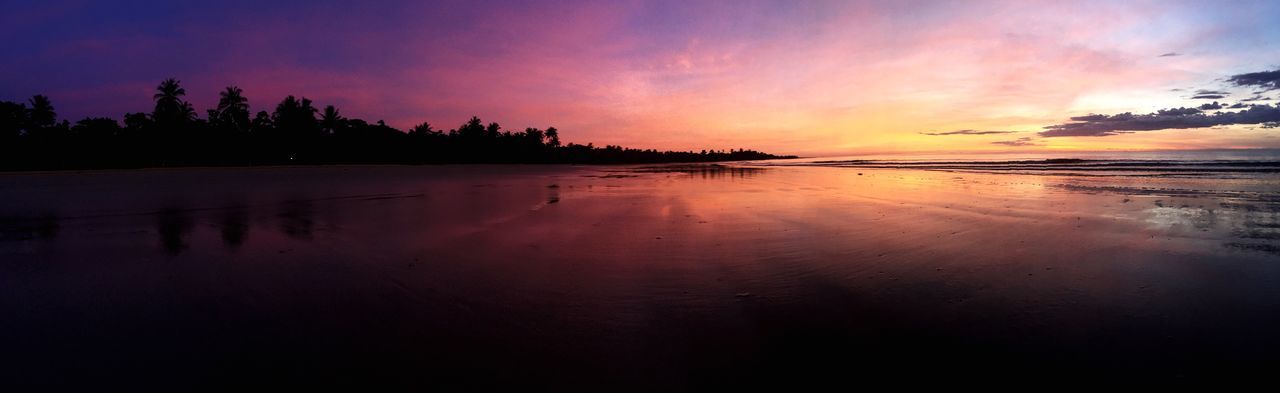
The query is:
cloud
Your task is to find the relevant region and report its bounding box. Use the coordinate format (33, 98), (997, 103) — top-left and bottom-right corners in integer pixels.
(1241, 95), (1273, 102)
(1190, 89), (1228, 100)
(1039, 104), (1280, 137)
(1158, 52), (1180, 57)
(991, 137), (1038, 146)
(919, 129), (1019, 136)
(1227, 69), (1280, 91)
(1198, 101), (1224, 110)
(1228, 102), (1248, 109)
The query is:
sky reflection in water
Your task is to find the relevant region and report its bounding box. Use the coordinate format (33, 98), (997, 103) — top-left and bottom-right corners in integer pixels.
(1, 164), (1279, 387)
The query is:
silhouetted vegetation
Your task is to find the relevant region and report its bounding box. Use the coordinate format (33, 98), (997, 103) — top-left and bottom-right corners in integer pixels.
(0, 79), (794, 170)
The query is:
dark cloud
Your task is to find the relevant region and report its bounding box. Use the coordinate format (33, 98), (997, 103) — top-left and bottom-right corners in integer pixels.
(1190, 89), (1229, 100)
(1158, 52), (1180, 57)
(1198, 101), (1224, 110)
(1241, 95), (1273, 102)
(1039, 104), (1280, 137)
(1227, 69), (1280, 91)
(919, 129), (1018, 136)
(1157, 107), (1202, 116)
(991, 137), (1038, 146)
(1228, 102), (1248, 109)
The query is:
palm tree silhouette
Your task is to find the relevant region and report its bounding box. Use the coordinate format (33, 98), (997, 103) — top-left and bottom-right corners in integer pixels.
(27, 95), (56, 128)
(218, 86), (248, 113)
(321, 105), (343, 134)
(152, 78), (190, 127)
(410, 122), (439, 137)
(301, 98), (318, 120)
(153, 78), (186, 110)
(212, 86), (250, 131)
(179, 101), (198, 122)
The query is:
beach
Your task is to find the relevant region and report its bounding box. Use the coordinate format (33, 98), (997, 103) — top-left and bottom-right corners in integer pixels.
(3, 163), (1279, 388)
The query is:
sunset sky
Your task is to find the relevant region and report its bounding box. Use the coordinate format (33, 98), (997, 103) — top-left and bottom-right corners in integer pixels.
(2, 0), (1279, 156)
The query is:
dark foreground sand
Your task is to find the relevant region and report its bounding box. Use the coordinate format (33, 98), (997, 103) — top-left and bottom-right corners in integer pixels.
(2, 164), (1279, 389)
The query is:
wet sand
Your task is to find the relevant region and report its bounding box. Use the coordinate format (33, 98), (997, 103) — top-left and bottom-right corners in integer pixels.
(2, 164), (1280, 389)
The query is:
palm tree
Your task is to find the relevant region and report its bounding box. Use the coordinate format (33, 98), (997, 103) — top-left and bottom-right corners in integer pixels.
(153, 78), (185, 111)
(458, 116), (484, 139)
(212, 86), (250, 131)
(179, 101), (198, 122)
(320, 105), (343, 134)
(27, 95), (55, 128)
(217, 86), (248, 113)
(300, 98), (318, 119)
(409, 121), (439, 136)
(152, 78), (189, 127)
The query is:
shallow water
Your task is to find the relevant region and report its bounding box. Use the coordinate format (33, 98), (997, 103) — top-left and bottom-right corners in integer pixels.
(2, 164), (1280, 388)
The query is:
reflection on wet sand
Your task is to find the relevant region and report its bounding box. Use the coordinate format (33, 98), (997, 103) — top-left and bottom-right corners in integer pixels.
(641, 164), (764, 178)
(219, 206), (250, 249)
(100, 165), (1280, 260)
(2, 163), (1280, 388)
(1145, 201), (1280, 255)
(1045, 180), (1280, 255)
(155, 208), (194, 255)
(150, 200), (321, 255)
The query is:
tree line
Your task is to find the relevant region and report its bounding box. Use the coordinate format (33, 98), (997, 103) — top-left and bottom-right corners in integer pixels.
(0, 79), (793, 170)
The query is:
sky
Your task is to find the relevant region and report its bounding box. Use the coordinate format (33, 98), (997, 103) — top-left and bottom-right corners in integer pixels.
(2, 0), (1279, 156)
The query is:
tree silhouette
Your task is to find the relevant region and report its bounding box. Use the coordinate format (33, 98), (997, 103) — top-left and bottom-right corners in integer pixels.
(455, 116), (485, 139)
(272, 96), (319, 134)
(320, 105), (343, 135)
(251, 111), (272, 132)
(521, 127), (545, 146)
(211, 86), (250, 133)
(123, 112), (151, 134)
(269, 96), (321, 160)
(545, 127), (560, 147)
(409, 122), (438, 137)
(0, 101), (27, 139)
(152, 78), (192, 131)
(27, 95), (56, 129)
(179, 101), (198, 123)
(0, 78), (794, 170)
(71, 118), (122, 138)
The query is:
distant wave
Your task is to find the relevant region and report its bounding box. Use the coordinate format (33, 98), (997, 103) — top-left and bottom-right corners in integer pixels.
(761, 158), (1280, 177)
